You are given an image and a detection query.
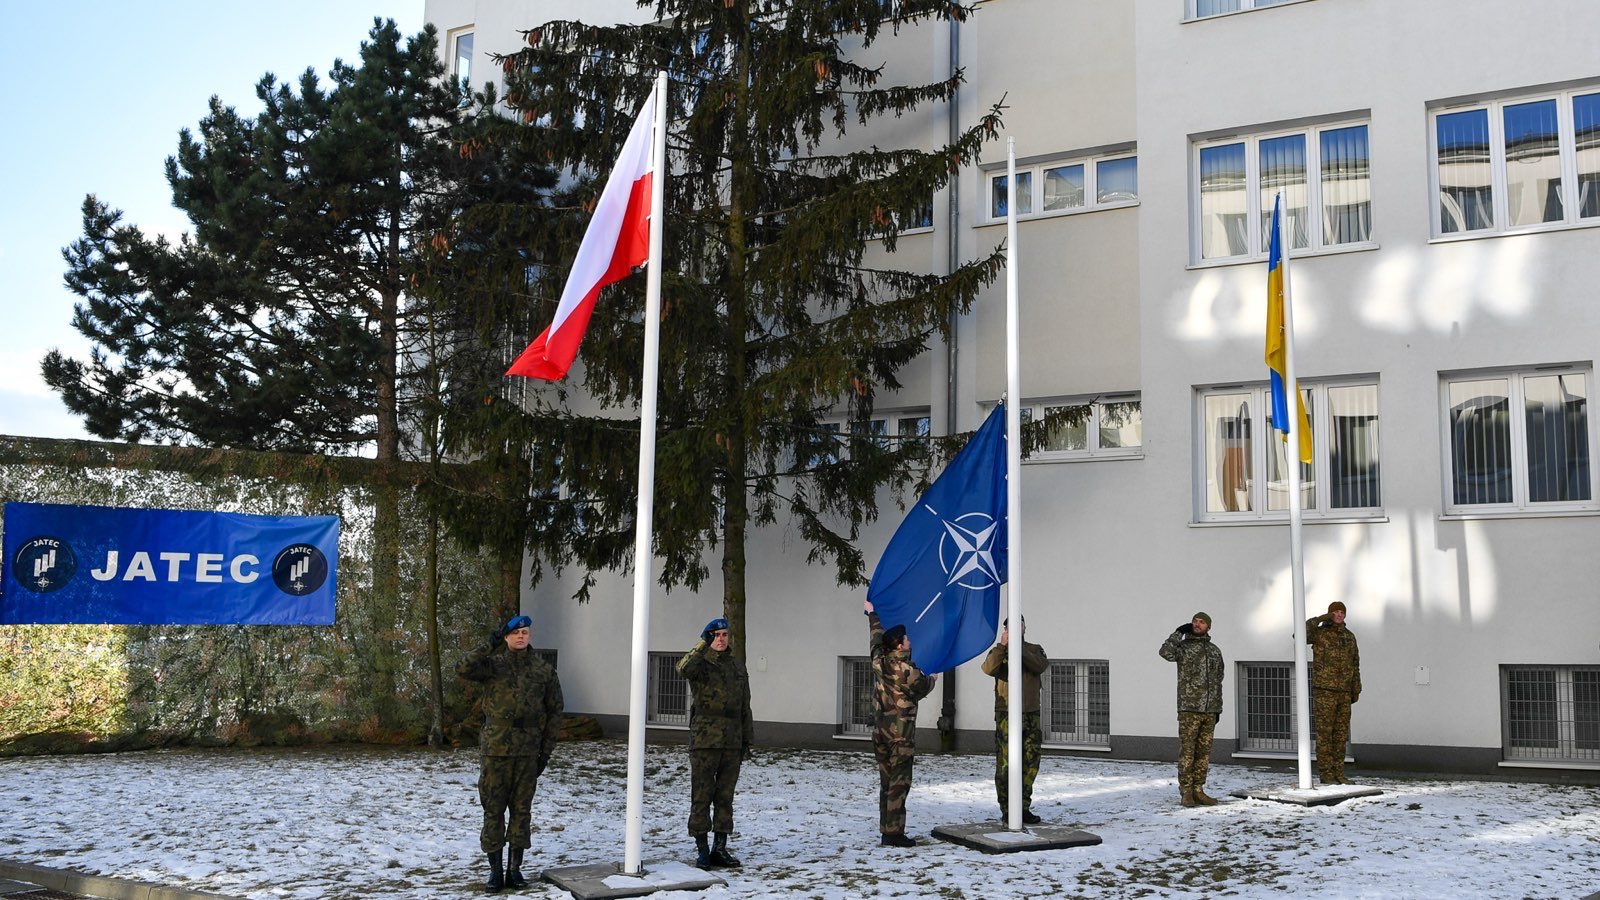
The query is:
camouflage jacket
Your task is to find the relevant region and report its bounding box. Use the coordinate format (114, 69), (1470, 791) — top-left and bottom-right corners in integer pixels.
(980, 641), (1049, 714)
(1307, 615), (1361, 699)
(1158, 629), (1224, 715)
(869, 612), (935, 745)
(457, 644), (564, 759)
(676, 639), (755, 750)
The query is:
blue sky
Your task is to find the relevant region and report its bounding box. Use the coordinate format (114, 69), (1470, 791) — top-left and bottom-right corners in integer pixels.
(0, 1), (424, 441)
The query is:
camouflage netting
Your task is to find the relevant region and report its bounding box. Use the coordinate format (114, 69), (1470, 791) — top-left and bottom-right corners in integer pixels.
(0, 437), (505, 755)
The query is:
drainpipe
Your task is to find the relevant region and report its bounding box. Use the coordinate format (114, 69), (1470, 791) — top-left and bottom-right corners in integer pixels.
(937, 9), (962, 755)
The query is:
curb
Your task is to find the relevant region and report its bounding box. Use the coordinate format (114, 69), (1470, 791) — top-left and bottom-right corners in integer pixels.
(0, 859), (240, 900)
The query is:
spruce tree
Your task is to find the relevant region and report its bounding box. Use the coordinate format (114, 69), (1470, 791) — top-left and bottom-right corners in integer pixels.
(492, 0), (1007, 659)
(43, 19), (466, 731)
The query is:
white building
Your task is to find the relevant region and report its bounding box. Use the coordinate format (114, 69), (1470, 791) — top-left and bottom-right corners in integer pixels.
(425, 0), (1600, 775)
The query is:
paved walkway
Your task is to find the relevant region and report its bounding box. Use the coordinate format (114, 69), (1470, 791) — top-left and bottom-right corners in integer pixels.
(0, 861), (236, 900)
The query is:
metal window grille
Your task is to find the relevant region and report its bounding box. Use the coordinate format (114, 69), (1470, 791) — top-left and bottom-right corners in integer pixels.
(1238, 661), (1341, 754)
(838, 656), (874, 736)
(531, 649), (558, 670)
(647, 651), (689, 726)
(1043, 660), (1110, 746)
(1502, 665), (1600, 762)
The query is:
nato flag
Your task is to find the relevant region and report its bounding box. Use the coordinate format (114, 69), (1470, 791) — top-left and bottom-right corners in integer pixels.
(866, 403), (1008, 674)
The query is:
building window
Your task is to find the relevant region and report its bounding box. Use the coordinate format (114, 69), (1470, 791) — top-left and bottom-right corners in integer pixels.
(1190, 0), (1300, 18)
(452, 30), (474, 84)
(1193, 121), (1371, 262)
(1433, 86), (1600, 237)
(1196, 379), (1381, 521)
(1237, 661), (1345, 755)
(986, 151), (1138, 223)
(808, 409), (931, 468)
(1502, 665), (1600, 765)
(1017, 395), (1142, 461)
(1441, 366), (1594, 514)
(1044, 660), (1110, 747)
(647, 651), (689, 726)
(838, 656), (874, 736)
(869, 196), (935, 239)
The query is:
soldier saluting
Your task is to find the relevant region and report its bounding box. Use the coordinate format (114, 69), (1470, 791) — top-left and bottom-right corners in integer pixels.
(456, 614), (563, 893)
(1159, 611), (1224, 807)
(865, 599), (936, 847)
(677, 617), (754, 868)
(1307, 601), (1361, 784)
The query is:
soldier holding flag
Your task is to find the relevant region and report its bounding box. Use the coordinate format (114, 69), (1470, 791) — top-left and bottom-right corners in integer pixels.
(865, 599), (936, 847)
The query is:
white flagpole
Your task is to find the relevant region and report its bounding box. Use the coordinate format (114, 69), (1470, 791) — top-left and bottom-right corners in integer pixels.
(1004, 137), (1025, 831)
(1279, 191), (1313, 791)
(623, 70), (669, 875)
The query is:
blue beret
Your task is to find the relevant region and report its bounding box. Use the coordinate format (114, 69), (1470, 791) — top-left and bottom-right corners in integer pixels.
(505, 614), (532, 632)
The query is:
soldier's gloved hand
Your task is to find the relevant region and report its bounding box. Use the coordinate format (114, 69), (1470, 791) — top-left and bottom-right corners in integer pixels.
(536, 753), (551, 778)
(488, 626), (509, 649)
(741, 743), (752, 762)
(1351, 691), (1360, 704)
(1177, 623), (1194, 635)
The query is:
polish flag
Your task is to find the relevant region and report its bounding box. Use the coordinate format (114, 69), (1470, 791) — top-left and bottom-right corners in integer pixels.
(507, 84), (658, 380)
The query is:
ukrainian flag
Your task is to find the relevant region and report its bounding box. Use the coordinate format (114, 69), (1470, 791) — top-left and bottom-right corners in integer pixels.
(1266, 194), (1313, 464)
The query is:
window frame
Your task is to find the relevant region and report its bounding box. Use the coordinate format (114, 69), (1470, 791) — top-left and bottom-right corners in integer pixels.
(984, 150), (1139, 225)
(646, 650), (690, 728)
(837, 656), (874, 738)
(808, 408), (932, 468)
(1500, 664), (1600, 767)
(1016, 394), (1143, 463)
(1430, 85), (1600, 239)
(1190, 118), (1374, 265)
(1043, 659), (1111, 749)
(1236, 660), (1349, 757)
(1194, 377), (1383, 523)
(449, 28), (474, 84)
(1187, 0), (1310, 20)
(1438, 364), (1598, 517)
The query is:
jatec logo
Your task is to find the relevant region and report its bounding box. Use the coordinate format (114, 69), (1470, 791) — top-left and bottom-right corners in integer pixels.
(12, 536), (77, 593)
(271, 544), (329, 596)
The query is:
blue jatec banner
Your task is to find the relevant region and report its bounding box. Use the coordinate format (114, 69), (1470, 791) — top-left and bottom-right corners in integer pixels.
(1, 502), (339, 625)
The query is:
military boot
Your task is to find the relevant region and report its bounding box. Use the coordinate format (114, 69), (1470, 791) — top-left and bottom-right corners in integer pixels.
(504, 847), (528, 888)
(484, 849), (504, 893)
(710, 832), (742, 868)
(1179, 785), (1197, 808)
(1193, 787), (1219, 806)
(693, 833), (713, 868)
(880, 831), (917, 848)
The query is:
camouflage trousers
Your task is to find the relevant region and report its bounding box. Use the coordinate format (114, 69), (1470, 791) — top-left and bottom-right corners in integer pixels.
(1176, 711), (1216, 792)
(478, 755), (539, 853)
(1313, 689), (1352, 781)
(688, 748), (742, 834)
(994, 711), (1042, 813)
(873, 736), (916, 834)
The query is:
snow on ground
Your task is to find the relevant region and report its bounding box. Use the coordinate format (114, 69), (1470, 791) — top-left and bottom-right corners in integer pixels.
(2, 739), (1597, 899)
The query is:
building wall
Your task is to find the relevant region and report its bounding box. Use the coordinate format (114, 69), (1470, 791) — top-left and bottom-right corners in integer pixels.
(424, 0), (1600, 774)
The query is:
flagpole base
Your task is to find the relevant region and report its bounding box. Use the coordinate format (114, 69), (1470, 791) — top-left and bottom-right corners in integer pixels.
(1231, 783), (1384, 807)
(542, 860), (725, 899)
(930, 821), (1102, 854)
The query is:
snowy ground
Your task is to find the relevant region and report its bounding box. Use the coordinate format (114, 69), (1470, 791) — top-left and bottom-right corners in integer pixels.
(2, 740), (1597, 899)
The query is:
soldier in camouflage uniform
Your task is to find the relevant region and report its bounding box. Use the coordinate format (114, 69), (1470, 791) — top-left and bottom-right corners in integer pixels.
(1158, 611), (1224, 807)
(676, 616), (754, 868)
(864, 599), (936, 848)
(980, 618), (1048, 824)
(1307, 600), (1361, 784)
(456, 614), (563, 893)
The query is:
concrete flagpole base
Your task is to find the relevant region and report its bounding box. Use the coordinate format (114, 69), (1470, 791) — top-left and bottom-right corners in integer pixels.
(542, 861), (725, 899)
(1232, 783), (1384, 807)
(931, 821), (1102, 854)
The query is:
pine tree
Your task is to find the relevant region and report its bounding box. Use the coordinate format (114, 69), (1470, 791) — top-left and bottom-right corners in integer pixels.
(42, 19), (466, 731)
(492, 0), (1007, 659)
